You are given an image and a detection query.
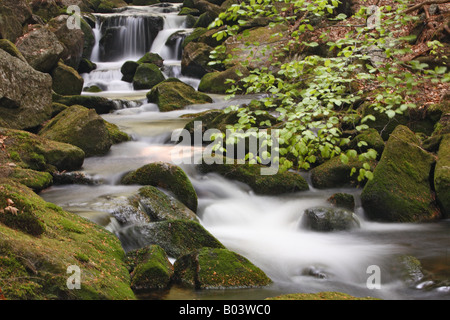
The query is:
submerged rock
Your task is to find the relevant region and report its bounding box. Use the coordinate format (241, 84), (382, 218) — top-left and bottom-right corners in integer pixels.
(174, 247), (272, 289)
(361, 125), (440, 222)
(146, 78), (213, 112)
(121, 162), (198, 212)
(300, 206), (360, 232)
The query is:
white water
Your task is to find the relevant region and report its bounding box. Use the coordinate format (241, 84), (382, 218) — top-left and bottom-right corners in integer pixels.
(42, 4), (450, 300)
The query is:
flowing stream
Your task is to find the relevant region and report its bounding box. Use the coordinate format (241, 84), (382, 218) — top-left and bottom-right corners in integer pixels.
(41, 4), (450, 300)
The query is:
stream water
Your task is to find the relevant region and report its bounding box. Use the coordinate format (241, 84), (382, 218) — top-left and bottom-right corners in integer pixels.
(41, 3), (450, 300)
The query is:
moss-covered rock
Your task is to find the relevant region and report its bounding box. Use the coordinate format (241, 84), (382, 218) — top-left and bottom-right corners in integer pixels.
(104, 121), (131, 144)
(0, 127), (85, 172)
(434, 134), (450, 217)
(132, 63), (165, 90)
(327, 193), (355, 211)
(0, 0), (32, 43)
(52, 92), (118, 114)
(132, 0), (160, 5)
(38, 105), (113, 157)
(137, 52), (164, 67)
(300, 206), (360, 232)
(0, 39), (26, 62)
(126, 245), (173, 291)
(51, 102), (69, 117)
(135, 186), (199, 222)
(198, 158), (309, 195)
(181, 27), (207, 49)
(78, 58), (97, 74)
(120, 60), (140, 83)
(310, 156), (376, 189)
(266, 292), (379, 300)
(361, 125), (440, 222)
(0, 49), (53, 130)
(146, 78), (213, 112)
(123, 220), (225, 258)
(348, 128), (385, 157)
(0, 178), (135, 300)
(121, 162), (198, 212)
(51, 61), (85, 96)
(174, 248), (272, 289)
(8, 168), (53, 192)
(198, 65), (249, 94)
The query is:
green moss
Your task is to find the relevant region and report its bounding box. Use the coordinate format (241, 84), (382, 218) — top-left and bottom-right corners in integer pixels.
(126, 245), (173, 291)
(435, 134), (450, 217)
(266, 292), (380, 300)
(182, 27), (207, 49)
(0, 39), (26, 61)
(137, 52), (164, 67)
(136, 186), (199, 222)
(0, 178), (135, 300)
(327, 193), (355, 211)
(348, 128), (385, 157)
(0, 127), (85, 172)
(9, 168), (53, 192)
(198, 65), (249, 94)
(198, 157), (309, 195)
(104, 121), (131, 144)
(133, 63), (165, 90)
(51, 61), (84, 96)
(174, 248), (272, 289)
(146, 78), (213, 112)
(361, 125), (440, 222)
(122, 162), (198, 212)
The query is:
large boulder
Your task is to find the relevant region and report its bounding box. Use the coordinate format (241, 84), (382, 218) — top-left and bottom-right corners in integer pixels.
(181, 41), (215, 78)
(0, 179), (135, 300)
(434, 134), (450, 217)
(15, 25), (64, 73)
(51, 61), (85, 96)
(119, 220), (225, 258)
(361, 125), (440, 222)
(38, 105), (113, 157)
(46, 15), (85, 69)
(300, 206), (360, 232)
(0, 49), (53, 130)
(121, 162), (198, 212)
(132, 63), (165, 90)
(174, 248), (272, 289)
(146, 78), (213, 112)
(0, 127), (85, 172)
(126, 245), (173, 291)
(0, 0), (32, 42)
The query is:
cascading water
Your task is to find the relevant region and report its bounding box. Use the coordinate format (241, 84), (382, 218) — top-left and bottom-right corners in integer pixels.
(42, 4), (450, 300)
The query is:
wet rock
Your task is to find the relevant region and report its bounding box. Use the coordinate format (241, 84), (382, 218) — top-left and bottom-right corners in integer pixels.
(132, 63), (165, 90)
(0, 49), (53, 130)
(121, 161), (198, 212)
(135, 186), (199, 222)
(198, 158), (309, 195)
(137, 52), (164, 68)
(361, 125), (440, 222)
(120, 220), (224, 258)
(121, 60), (140, 82)
(146, 78), (213, 112)
(174, 247), (272, 289)
(15, 25), (64, 73)
(52, 93), (118, 114)
(126, 245), (173, 291)
(300, 206), (360, 232)
(327, 193), (355, 211)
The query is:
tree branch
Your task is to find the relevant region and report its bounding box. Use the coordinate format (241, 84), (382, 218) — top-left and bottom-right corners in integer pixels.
(405, 0), (450, 14)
